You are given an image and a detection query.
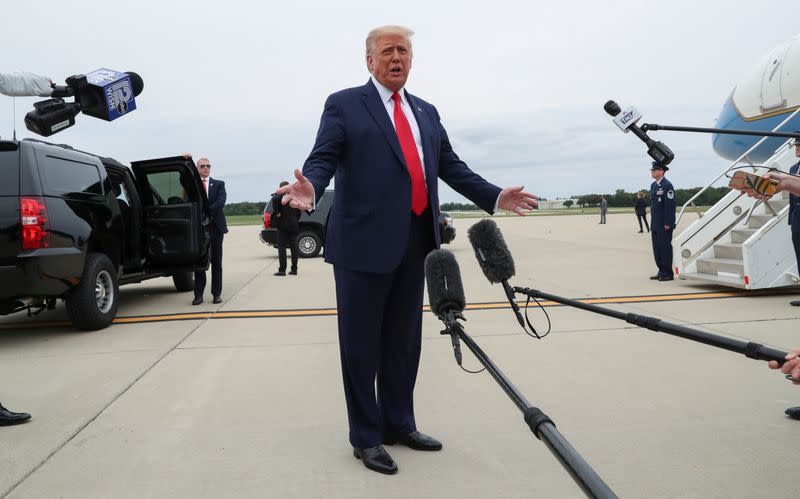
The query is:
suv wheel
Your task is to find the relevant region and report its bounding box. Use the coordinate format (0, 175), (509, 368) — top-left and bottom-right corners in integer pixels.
(296, 230), (322, 258)
(66, 253), (119, 330)
(172, 271), (195, 292)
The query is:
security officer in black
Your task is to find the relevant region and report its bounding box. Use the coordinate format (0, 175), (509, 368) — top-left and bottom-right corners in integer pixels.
(788, 134), (800, 306)
(271, 181), (301, 276)
(649, 162), (676, 281)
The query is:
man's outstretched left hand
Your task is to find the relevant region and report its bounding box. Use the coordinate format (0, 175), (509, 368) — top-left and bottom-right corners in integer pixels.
(497, 186), (538, 215)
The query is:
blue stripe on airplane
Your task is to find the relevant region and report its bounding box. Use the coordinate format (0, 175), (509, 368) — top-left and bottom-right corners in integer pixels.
(712, 95), (800, 163)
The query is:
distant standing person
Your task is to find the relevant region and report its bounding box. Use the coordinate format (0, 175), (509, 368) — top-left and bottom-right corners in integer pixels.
(599, 196), (608, 224)
(193, 157), (228, 305)
(635, 191), (650, 233)
(0, 401), (31, 426)
(649, 163), (676, 281)
(271, 181), (301, 276)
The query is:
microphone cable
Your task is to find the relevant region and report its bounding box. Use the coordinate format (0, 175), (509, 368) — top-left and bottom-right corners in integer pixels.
(522, 294), (551, 340)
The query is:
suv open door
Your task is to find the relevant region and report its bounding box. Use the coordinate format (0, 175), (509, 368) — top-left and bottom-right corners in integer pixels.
(131, 156), (210, 272)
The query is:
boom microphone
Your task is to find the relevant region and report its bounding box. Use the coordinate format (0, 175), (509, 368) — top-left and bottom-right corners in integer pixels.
(425, 250), (618, 498)
(425, 249), (465, 364)
(467, 219), (525, 328)
(604, 99), (675, 168)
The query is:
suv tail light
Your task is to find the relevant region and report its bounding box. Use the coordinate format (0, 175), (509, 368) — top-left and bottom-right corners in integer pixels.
(20, 196), (51, 250)
(263, 211), (272, 229)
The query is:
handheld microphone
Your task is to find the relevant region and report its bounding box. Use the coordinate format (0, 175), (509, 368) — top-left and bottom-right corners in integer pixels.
(467, 219), (525, 328)
(604, 99), (675, 168)
(25, 69), (144, 137)
(76, 69), (141, 121)
(425, 249), (466, 364)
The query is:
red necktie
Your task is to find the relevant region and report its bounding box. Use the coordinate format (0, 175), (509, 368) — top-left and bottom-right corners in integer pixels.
(392, 92), (428, 215)
(203, 178), (208, 195)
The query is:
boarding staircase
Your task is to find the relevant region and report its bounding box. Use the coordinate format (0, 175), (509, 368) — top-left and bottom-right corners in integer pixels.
(673, 111), (800, 289)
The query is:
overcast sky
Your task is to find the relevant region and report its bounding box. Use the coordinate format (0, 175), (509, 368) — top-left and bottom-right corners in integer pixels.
(1, 0), (797, 203)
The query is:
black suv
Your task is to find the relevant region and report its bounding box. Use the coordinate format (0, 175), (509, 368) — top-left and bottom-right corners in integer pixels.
(259, 189), (455, 258)
(0, 139), (210, 330)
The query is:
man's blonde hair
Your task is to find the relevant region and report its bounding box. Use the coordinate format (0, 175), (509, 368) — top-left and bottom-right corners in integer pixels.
(365, 25), (414, 56)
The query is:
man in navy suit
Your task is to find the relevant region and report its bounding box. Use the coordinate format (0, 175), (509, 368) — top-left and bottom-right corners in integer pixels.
(277, 25), (537, 474)
(193, 157), (228, 305)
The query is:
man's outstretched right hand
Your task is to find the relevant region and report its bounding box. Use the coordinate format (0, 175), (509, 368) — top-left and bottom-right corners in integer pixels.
(275, 169), (314, 210)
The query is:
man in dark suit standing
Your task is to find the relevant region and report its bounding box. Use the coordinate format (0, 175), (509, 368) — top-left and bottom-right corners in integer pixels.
(271, 181), (301, 276)
(277, 25), (537, 475)
(193, 157), (228, 305)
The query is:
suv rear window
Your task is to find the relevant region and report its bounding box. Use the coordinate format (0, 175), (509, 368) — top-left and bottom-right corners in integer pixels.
(0, 148), (20, 196)
(38, 155), (102, 196)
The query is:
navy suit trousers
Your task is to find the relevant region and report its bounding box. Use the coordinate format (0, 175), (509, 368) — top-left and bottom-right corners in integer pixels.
(333, 208), (435, 448)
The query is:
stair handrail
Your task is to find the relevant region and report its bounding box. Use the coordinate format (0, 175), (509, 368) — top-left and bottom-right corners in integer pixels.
(676, 108), (800, 226)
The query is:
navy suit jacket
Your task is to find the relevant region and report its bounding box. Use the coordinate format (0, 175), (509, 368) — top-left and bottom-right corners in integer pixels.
(207, 177), (228, 234)
(302, 80), (501, 273)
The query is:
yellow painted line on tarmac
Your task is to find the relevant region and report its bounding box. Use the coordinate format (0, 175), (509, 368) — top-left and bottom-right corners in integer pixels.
(1, 289), (789, 330)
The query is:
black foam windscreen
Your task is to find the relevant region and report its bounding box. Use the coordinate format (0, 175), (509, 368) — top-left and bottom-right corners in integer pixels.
(467, 219), (515, 284)
(125, 72), (144, 96)
(603, 100), (621, 117)
(425, 249), (466, 316)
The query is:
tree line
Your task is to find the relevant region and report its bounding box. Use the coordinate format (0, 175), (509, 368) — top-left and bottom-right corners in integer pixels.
(439, 186), (731, 211)
(223, 186), (733, 215)
(573, 187), (730, 208)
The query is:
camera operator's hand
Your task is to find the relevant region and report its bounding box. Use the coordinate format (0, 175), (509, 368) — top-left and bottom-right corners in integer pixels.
(768, 347), (800, 384)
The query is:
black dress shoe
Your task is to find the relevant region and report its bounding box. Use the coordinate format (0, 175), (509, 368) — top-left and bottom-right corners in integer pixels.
(213, 296), (222, 304)
(638, 230), (643, 233)
(274, 271), (286, 276)
(288, 269), (297, 275)
(192, 297), (203, 306)
(383, 430), (442, 451)
(790, 300), (800, 307)
(649, 275), (661, 280)
(353, 445), (397, 474)
(658, 275), (674, 281)
(786, 407), (800, 420)
(0, 403), (31, 426)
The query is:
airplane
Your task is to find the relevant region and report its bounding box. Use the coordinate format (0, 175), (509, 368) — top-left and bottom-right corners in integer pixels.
(712, 33), (800, 162)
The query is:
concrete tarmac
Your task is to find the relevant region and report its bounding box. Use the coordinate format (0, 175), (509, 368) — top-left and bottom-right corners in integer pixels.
(2, 213), (799, 498)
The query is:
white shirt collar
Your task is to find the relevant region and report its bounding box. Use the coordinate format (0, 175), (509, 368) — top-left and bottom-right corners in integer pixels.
(371, 76), (407, 106)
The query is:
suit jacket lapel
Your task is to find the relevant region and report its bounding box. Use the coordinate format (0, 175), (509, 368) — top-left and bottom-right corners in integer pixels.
(360, 81), (406, 168)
